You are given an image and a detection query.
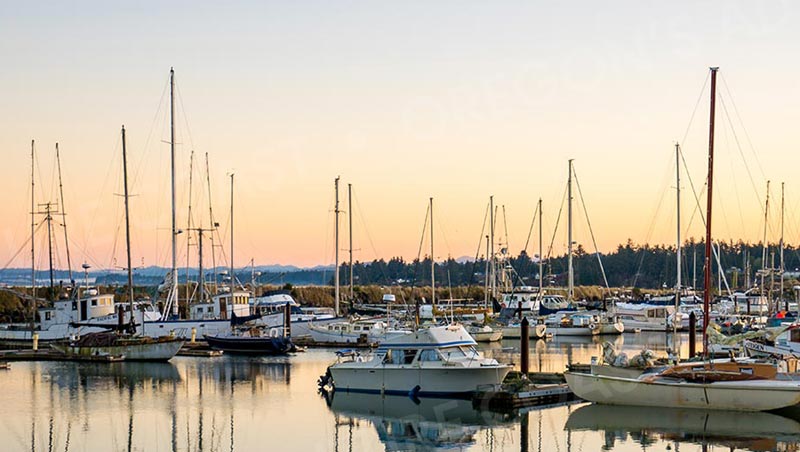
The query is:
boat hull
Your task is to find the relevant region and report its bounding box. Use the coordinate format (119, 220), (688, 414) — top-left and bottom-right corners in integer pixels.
(330, 365), (511, 397)
(565, 371), (800, 411)
(500, 324), (547, 339)
(51, 338), (184, 361)
(204, 334), (294, 355)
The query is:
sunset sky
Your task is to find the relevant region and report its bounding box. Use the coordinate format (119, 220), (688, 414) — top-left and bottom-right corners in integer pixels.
(2, 1), (800, 270)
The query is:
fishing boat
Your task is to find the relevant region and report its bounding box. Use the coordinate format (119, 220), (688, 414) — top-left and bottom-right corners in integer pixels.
(308, 317), (410, 344)
(323, 324), (511, 397)
(614, 302), (674, 332)
(51, 126), (184, 361)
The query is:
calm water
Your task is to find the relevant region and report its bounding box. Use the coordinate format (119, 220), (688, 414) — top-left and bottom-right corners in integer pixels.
(2, 332), (800, 452)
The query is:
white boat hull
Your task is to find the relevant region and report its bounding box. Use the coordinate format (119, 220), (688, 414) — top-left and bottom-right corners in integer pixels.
(330, 365), (510, 396)
(309, 326), (409, 345)
(500, 324), (547, 339)
(565, 371), (800, 412)
(549, 326), (599, 336)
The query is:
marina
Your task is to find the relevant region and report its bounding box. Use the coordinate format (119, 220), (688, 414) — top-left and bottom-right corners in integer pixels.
(6, 331), (800, 451)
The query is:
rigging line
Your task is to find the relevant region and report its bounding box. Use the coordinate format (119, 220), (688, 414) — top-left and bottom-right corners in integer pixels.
(433, 204), (454, 259)
(416, 204), (430, 262)
(680, 71), (711, 147)
(572, 167), (609, 289)
(466, 201), (490, 288)
(352, 189), (390, 284)
(0, 225), (42, 271)
(718, 94), (764, 210)
(502, 205), (511, 254)
(719, 74), (768, 181)
(130, 75), (169, 191)
(632, 151), (673, 288)
(546, 183), (568, 261)
(523, 200), (541, 255)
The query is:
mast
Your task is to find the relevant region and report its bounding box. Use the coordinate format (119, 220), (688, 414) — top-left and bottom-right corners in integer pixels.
(538, 198), (543, 298)
(30, 140), (35, 332)
(229, 173), (235, 294)
(186, 150), (195, 303)
(55, 143), (73, 283)
(490, 196), (495, 299)
(484, 235), (490, 308)
(205, 153), (219, 291)
(762, 180), (770, 307)
(45, 202), (54, 298)
(348, 183), (353, 303)
(781, 182), (786, 310)
(568, 159), (574, 302)
(334, 176), (340, 317)
(702, 67), (718, 353)
(430, 197), (435, 314)
(675, 142), (682, 336)
(121, 126), (135, 333)
(169, 68), (178, 317)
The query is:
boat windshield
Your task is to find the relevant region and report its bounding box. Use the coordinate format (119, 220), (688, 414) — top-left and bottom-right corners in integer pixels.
(440, 345), (479, 361)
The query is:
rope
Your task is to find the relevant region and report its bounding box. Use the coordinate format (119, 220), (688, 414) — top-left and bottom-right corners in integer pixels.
(523, 200), (541, 255)
(572, 166), (610, 290)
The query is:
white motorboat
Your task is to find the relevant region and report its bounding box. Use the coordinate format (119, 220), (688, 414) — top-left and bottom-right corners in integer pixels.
(51, 333), (184, 361)
(544, 312), (600, 336)
(326, 324), (511, 396)
(466, 324), (502, 342)
(499, 321), (547, 339)
(309, 318), (410, 345)
(614, 303), (674, 332)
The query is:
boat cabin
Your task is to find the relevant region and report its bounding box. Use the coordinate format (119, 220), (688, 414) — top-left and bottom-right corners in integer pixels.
(40, 291), (116, 330)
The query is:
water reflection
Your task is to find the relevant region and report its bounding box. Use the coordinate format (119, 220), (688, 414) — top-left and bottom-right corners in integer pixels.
(566, 403), (800, 451)
(326, 392), (514, 451)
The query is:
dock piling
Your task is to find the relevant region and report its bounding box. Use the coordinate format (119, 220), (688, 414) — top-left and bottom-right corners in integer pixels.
(520, 317), (530, 378)
(689, 311), (696, 357)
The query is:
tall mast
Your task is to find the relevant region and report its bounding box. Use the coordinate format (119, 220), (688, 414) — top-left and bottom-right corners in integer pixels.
(484, 234), (490, 308)
(568, 159), (574, 302)
(169, 68), (178, 317)
(675, 142), (682, 336)
(538, 198), (543, 298)
(489, 196), (495, 299)
(55, 143), (73, 283)
(205, 153), (218, 291)
(121, 126), (135, 333)
(229, 173), (235, 294)
(45, 202), (54, 298)
(348, 183), (353, 303)
(334, 176), (340, 317)
(430, 197), (435, 314)
(186, 150), (195, 303)
(702, 67), (718, 353)
(781, 182), (785, 310)
(30, 140), (36, 332)
(762, 180), (770, 306)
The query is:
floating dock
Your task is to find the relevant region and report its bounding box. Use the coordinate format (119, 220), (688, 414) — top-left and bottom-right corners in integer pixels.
(473, 383), (576, 411)
(292, 336), (376, 349)
(178, 341), (223, 357)
(0, 349), (125, 362)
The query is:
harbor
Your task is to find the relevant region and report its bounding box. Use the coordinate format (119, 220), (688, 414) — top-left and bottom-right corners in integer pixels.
(8, 331), (797, 452)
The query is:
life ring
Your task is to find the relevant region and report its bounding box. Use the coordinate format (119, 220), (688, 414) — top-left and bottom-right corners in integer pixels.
(589, 323), (597, 330)
(269, 328), (280, 338)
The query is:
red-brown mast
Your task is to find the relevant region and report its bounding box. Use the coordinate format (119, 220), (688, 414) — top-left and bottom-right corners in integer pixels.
(703, 67), (718, 353)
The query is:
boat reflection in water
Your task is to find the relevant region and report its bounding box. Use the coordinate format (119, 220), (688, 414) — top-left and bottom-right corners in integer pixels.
(326, 391), (513, 450)
(565, 403), (800, 451)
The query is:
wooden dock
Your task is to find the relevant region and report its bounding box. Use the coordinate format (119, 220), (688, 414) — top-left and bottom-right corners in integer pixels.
(473, 383), (576, 411)
(292, 336), (376, 349)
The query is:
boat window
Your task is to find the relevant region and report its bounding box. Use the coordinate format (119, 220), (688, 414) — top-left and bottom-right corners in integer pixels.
(418, 349), (440, 362)
(45, 312), (52, 321)
(403, 350), (417, 364)
(382, 350), (392, 363)
(91, 300), (97, 307)
(353, 326), (361, 331)
(791, 329), (800, 343)
(72, 301), (77, 311)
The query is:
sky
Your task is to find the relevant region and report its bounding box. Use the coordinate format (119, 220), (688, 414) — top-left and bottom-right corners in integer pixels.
(2, 1), (800, 270)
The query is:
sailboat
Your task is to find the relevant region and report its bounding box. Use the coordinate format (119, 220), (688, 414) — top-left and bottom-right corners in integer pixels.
(204, 174), (295, 355)
(565, 67), (800, 412)
(52, 126), (184, 361)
